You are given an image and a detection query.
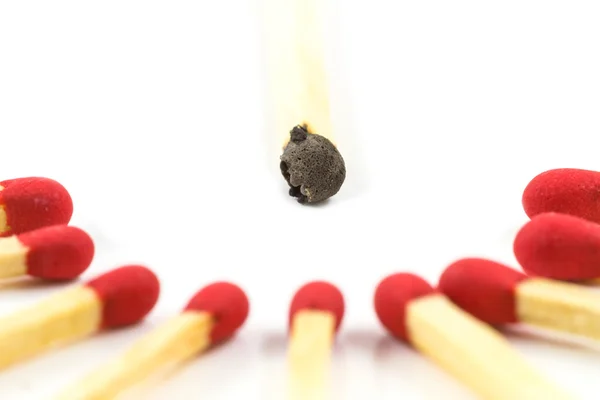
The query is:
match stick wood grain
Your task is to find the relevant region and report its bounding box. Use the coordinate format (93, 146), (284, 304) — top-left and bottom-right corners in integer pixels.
(262, 0), (334, 146)
(0, 235), (27, 279)
(0, 287), (101, 370)
(0, 185), (7, 235)
(517, 278), (600, 341)
(0, 208), (7, 235)
(287, 310), (335, 400)
(54, 311), (213, 400)
(407, 295), (574, 400)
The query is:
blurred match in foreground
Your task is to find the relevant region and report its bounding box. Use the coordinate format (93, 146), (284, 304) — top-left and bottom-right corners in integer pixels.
(0, 225), (94, 281)
(54, 282), (249, 400)
(287, 281), (344, 400)
(375, 272), (574, 399)
(0, 265), (159, 371)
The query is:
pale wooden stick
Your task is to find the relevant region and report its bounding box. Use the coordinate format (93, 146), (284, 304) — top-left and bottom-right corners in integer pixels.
(261, 0), (334, 147)
(0, 235), (27, 279)
(516, 278), (600, 340)
(287, 310), (335, 400)
(0, 185), (8, 235)
(54, 311), (213, 400)
(407, 294), (575, 400)
(0, 287), (101, 370)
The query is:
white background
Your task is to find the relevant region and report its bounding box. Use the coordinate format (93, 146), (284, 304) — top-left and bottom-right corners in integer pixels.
(1, 0), (600, 398)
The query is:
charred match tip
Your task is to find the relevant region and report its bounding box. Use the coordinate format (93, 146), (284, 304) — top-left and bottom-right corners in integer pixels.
(280, 125), (346, 204)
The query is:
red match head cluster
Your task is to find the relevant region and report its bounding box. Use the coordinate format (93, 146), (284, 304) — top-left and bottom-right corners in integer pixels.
(522, 168), (600, 223)
(184, 282), (250, 343)
(17, 225), (95, 280)
(438, 258), (527, 325)
(374, 273), (435, 342)
(288, 281), (345, 332)
(85, 265), (160, 329)
(514, 212), (600, 281)
(0, 177), (73, 237)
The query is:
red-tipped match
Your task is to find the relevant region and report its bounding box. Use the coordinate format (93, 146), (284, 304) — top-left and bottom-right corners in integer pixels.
(522, 168), (600, 223)
(17, 225), (95, 280)
(85, 265), (160, 329)
(438, 258), (527, 325)
(374, 273), (435, 342)
(514, 212), (600, 280)
(0, 177), (73, 237)
(184, 282), (249, 343)
(288, 281), (345, 333)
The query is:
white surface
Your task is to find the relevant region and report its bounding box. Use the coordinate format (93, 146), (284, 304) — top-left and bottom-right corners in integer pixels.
(1, 0), (600, 398)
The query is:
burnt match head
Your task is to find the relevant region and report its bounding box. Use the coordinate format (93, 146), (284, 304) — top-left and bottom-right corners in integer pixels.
(280, 125), (346, 204)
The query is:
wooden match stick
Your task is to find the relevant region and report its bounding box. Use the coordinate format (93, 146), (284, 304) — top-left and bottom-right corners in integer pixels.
(287, 281), (344, 400)
(262, 0), (346, 204)
(0, 225), (94, 280)
(0, 177), (73, 237)
(375, 273), (575, 399)
(440, 257), (600, 343)
(0, 265), (159, 371)
(53, 282), (249, 400)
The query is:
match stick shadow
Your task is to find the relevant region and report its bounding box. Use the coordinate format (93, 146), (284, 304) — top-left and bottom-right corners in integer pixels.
(374, 334), (411, 361)
(261, 330), (288, 355)
(298, 197), (331, 208)
(338, 329), (380, 351)
(374, 335), (476, 398)
(504, 325), (600, 353)
(140, 335), (253, 399)
(0, 277), (75, 291)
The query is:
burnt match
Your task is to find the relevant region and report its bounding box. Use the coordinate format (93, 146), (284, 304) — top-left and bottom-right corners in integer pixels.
(262, 0), (346, 204)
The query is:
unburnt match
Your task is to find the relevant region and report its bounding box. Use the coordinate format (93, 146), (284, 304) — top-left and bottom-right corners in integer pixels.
(514, 212), (600, 281)
(54, 282), (248, 400)
(523, 168), (600, 223)
(439, 258), (600, 343)
(262, 0), (346, 204)
(374, 273), (574, 399)
(287, 281), (344, 400)
(0, 265), (159, 370)
(0, 225), (94, 281)
(0, 177), (73, 237)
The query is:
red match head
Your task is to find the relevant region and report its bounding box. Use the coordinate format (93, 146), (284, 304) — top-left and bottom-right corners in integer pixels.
(0, 177), (73, 237)
(17, 225), (94, 280)
(438, 258), (527, 325)
(184, 282), (249, 343)
(288, 281), (345, 333)
(374, 273), (434, 342)
(522, 168), (600, 223)
(85, 265), (160, 329)
(514, 212), (600, 280)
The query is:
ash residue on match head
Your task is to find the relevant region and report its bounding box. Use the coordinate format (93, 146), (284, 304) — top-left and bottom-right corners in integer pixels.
(280, 125), (346, 204)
